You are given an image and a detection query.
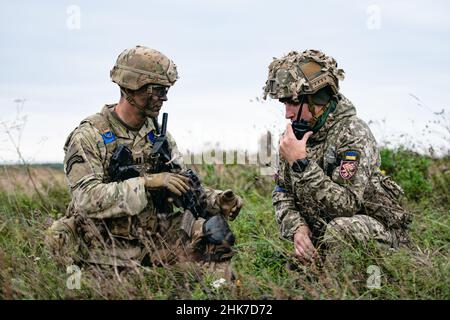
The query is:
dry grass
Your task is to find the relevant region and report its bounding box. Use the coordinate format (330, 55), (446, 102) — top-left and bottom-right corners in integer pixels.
(0, 153), (448, 300)
(0, 165), (66, 196)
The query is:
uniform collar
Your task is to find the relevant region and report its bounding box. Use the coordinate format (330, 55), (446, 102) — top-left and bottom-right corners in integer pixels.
(102, 104), (157, 146)
(307, 94), (357, 144)
(308, 112), (336, 144)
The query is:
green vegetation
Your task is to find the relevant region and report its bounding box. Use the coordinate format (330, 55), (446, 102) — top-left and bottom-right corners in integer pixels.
(0, 149), (448, 299)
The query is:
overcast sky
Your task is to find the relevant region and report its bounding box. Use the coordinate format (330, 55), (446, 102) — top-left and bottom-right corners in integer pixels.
(1, 0), (449, 163)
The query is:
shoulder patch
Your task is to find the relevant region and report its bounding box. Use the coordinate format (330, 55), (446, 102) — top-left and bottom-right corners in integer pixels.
(147, 130), (156, 143)
(274, 185), (288, 193)
(339, 160), (358, 180)
(101, 131), (116, 145)
(338, 150), (360, 180)
(343, 150), (359, 161)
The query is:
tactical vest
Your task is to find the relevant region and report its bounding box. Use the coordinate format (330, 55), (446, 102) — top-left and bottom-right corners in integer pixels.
(66, 105), (165, 240)
(79, 105), (159, 183)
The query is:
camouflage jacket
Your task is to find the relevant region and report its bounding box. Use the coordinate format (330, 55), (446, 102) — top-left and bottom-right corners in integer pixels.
(273, 95), (411, 242)
(63, 104), (223, 239)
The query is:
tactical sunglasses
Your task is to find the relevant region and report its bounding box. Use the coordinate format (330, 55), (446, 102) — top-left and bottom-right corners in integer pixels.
(147, 85), (169, 98)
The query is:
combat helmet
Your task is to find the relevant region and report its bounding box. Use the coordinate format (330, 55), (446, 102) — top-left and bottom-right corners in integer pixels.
(263, 49), (345, 104)
(110, 45), (178, 90)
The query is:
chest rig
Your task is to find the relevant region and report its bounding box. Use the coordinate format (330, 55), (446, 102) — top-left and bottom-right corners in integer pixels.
(81, 106), (160, 183)
(77, 106), (166, 240)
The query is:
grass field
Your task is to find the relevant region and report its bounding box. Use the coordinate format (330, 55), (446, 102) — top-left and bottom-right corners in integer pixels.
(0, 148), (448, 299)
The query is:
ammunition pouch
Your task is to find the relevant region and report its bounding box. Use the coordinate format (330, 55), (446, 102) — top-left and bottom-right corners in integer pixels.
(108, 144), (140, 182)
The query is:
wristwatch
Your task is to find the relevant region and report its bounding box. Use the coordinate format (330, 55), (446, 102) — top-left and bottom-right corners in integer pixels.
(291, 158), (310, 173)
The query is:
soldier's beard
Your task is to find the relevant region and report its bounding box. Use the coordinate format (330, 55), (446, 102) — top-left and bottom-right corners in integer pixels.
(122, 88), (161, 119)
(138, 97), (162, 119)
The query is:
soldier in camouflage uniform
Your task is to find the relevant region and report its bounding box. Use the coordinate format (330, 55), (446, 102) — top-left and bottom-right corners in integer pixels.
(263, 50), (411, 262)
(46, 46), (243, 276)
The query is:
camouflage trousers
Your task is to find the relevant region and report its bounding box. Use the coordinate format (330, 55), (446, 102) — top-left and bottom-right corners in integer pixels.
(320, 214), (394, 249)
(45, 211), (235, 280)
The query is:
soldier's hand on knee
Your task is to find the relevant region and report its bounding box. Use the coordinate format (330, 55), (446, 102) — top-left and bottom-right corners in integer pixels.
(293, 225), (317, 262)
(144, 172), (190, 196)
(217, 189), (243, 221)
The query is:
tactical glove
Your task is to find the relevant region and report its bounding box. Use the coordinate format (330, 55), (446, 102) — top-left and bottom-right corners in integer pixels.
(217, 189), (243, 221)
(144, 172), (190, 196)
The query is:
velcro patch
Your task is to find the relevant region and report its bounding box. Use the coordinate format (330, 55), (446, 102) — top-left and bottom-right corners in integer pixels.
(339, 160), (358, 180)
(274, 185), (288, 193)
(344, 150), (359, 161)
(101, 131), (116, 145)
(147, 130), (156, 143)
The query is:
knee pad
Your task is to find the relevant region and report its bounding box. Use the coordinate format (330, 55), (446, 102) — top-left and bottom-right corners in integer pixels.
(202, 215), (235, 246)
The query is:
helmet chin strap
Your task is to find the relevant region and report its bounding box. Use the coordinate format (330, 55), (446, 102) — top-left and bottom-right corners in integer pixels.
(291, 91), (337, 139)
(295, 94), (327, 125)
(306, 94), (331, 126)
(295, 95), (307, 123)
(121, 88), (155, 118)
(291, 95), (311, 140)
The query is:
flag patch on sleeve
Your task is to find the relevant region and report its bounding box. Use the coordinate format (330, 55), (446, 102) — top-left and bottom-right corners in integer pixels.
(344, 151), (358, 161)
(339, 150), (360, 180)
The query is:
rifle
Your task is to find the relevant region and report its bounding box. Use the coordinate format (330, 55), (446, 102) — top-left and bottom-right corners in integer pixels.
(108, 113), (235, 248)
(149, 112), (173, 173)
(148, 113), (209, 219)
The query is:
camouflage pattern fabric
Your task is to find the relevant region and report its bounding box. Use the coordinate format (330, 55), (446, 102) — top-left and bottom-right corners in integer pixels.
(322, 215), (393, 248)
(273, 94), (412, 248)
(263, 50), (345, 102)
(47, 104), (234, 269)
(110, 45), (178, 90)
